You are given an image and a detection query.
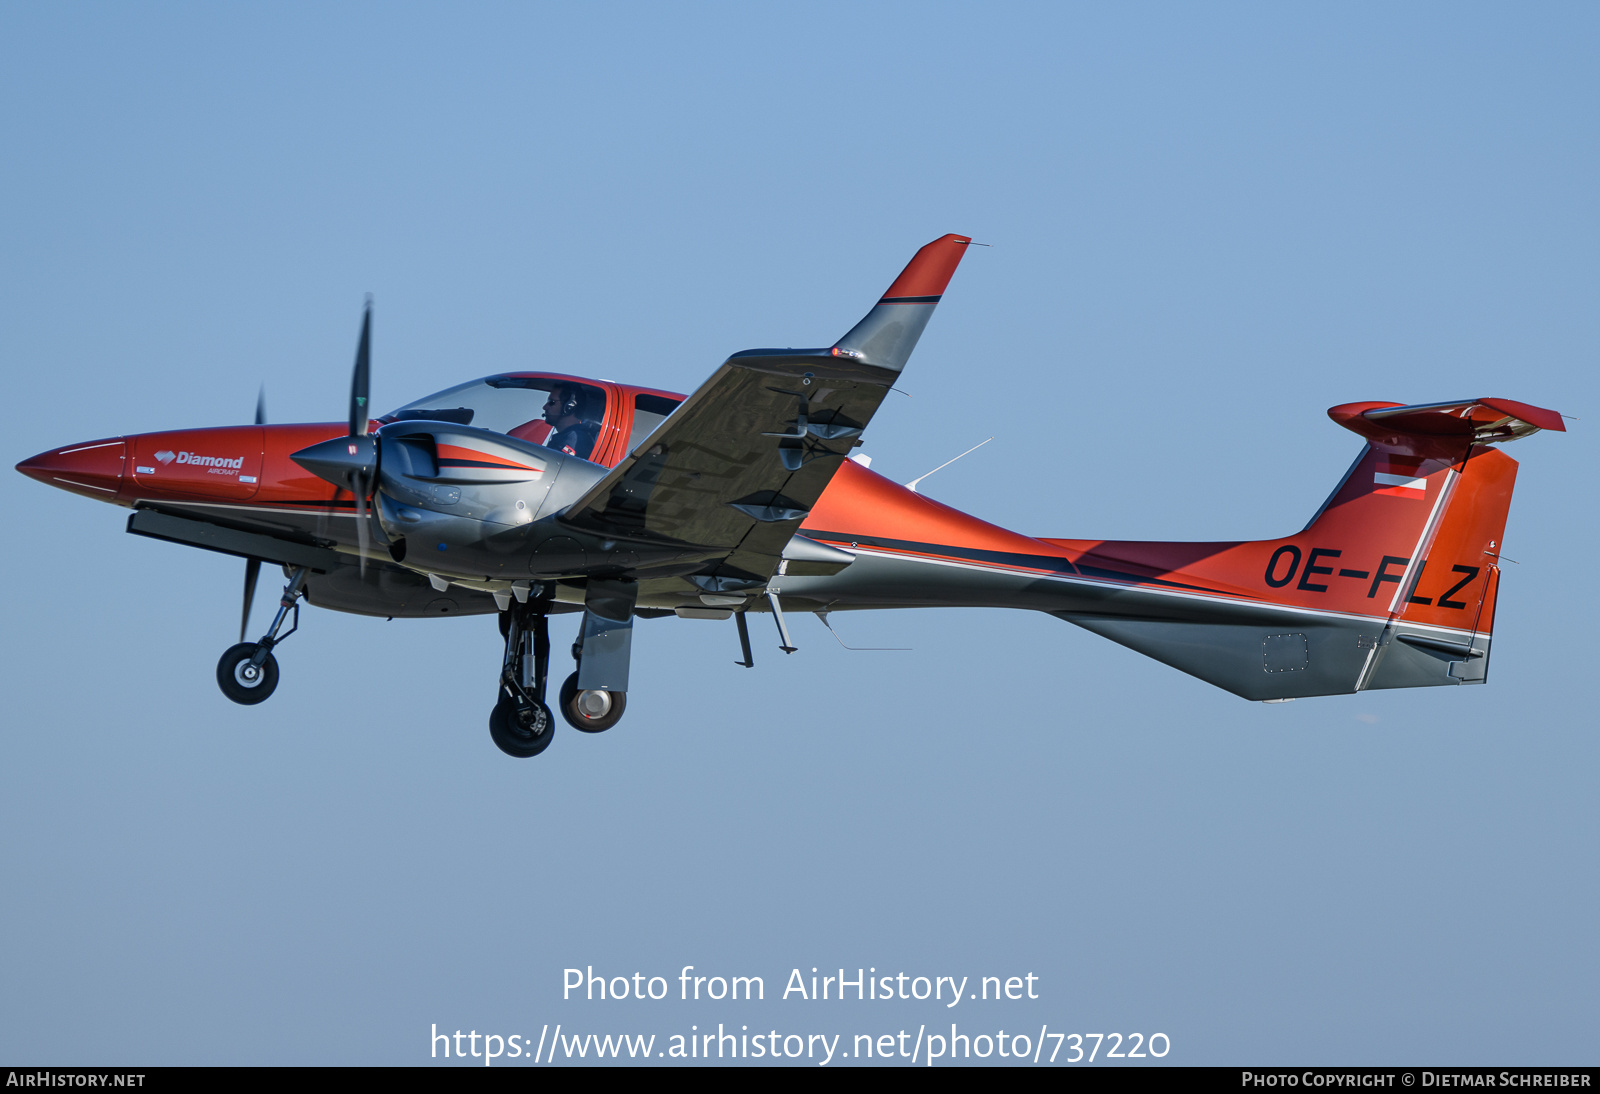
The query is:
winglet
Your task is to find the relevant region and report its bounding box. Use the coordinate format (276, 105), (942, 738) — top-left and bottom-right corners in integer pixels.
(832, 234), (972, 373)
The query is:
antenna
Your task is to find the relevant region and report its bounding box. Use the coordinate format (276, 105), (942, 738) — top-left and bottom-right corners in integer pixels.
(816, 612), (910, 651)
(906, 436), (993, 494)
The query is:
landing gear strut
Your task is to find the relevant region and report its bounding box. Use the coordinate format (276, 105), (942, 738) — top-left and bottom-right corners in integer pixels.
(491, 599), (555, 758)
(216, 566), (307, 705)
(558, 578), (633, 733)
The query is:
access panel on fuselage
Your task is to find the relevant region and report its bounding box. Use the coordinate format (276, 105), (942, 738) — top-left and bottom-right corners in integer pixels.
(129, 427), (263, 500)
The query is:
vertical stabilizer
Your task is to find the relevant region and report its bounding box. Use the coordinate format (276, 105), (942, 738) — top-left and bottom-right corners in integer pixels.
(1047, 398), (1561, 699)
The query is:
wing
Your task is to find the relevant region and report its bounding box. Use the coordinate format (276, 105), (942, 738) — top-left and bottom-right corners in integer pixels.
(557, 233), (973, 592)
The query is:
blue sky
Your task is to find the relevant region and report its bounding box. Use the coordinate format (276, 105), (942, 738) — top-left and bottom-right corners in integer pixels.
(1, 2), (1595, 1065)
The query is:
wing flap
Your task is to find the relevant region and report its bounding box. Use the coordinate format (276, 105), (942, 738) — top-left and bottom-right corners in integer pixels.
(559, 356), (882, 558)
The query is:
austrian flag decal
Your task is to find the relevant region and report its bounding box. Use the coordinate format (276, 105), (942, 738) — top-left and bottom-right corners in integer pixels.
(1374, 457), (1427, 497)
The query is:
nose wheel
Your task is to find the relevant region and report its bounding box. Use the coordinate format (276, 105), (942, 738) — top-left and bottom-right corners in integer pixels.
(559, 671), (627, 733)
(216, 643), (280, 704)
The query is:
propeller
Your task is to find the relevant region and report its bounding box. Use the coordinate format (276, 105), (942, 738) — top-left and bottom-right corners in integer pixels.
(290, 299), (386, 575)
(349, 300), (374, 573)
(350, 299), (371, 437)
(241, 386), (267, 640)
(241, 558), (261, 642)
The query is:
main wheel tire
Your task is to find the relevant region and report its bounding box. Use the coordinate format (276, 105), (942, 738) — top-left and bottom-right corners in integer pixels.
(216, 642), (280, 705)
(489, 695), (556, 758)
(559, 671), (627, 733)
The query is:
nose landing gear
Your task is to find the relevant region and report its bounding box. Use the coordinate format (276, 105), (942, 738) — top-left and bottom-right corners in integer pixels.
(216, 566), (308, 705)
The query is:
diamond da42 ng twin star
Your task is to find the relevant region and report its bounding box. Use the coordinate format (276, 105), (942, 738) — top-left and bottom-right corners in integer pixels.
(18, 234), (1566, 757)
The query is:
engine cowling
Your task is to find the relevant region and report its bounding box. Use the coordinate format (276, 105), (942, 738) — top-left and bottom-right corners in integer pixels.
(375, 420), (608, 563)
(294, 420), (610, 577)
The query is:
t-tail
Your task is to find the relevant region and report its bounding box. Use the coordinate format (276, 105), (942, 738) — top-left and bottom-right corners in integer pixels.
(1047, 398), (1565, 699)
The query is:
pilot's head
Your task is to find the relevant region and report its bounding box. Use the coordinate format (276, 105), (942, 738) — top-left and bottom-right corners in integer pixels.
(542, 386), (581, 428)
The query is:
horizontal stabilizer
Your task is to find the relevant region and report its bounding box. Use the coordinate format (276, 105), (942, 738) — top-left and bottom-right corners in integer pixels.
(1329, 398), (1565, 451)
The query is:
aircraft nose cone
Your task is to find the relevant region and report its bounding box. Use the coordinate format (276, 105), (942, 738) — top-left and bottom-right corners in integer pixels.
(16, 437), (126, 500)
(291, 434), (377, 490)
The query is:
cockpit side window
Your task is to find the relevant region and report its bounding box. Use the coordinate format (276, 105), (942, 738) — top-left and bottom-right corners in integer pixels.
(628, 393), (683, 454)
(537, 381), (607, 461)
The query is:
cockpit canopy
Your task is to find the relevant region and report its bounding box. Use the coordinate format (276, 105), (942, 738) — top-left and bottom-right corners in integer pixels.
(385, 373), (683, 467)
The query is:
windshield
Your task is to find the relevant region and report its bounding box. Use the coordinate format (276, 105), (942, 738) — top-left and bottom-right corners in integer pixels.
(386, 375), (609, 459)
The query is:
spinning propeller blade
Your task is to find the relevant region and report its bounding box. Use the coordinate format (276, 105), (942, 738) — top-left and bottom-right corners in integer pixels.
(241, 557), (261, 642)
(354, 483), (372, 576)
(350, 299), (375, 572)
(241, 389), (266, 639)
(350, 298), (371, 438)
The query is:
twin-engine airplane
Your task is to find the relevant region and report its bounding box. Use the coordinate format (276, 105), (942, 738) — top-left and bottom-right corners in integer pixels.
(18, 235), (1566, 757)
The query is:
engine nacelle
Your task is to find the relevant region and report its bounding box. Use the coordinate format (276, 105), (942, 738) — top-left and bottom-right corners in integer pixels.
(371, 420), (608, 575)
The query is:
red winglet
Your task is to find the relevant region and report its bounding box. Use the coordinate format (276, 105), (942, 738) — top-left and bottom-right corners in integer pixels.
(879, 234), (973, 300)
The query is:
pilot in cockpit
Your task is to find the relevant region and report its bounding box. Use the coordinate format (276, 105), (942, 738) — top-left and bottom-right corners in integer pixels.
(541, 385), (601, 461)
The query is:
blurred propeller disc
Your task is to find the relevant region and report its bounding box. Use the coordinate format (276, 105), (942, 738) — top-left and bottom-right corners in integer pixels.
(241, 557), (261, 642)
(242, 387), (267, 637)
(349, 299), (376, 573)
(350, 298), (371, 438)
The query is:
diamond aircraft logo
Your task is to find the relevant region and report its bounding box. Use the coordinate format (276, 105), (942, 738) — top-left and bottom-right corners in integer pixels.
(175, 451), (244, 469)
(154, 450), (176, 464)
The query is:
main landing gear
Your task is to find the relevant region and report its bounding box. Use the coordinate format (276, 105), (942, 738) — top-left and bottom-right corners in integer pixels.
(554, 577), (634, 737)
(559, 663), (627, 733)
(492, 600), (556, 758)
(490, 587), (634, 757)
(216, 566), (307, 705)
